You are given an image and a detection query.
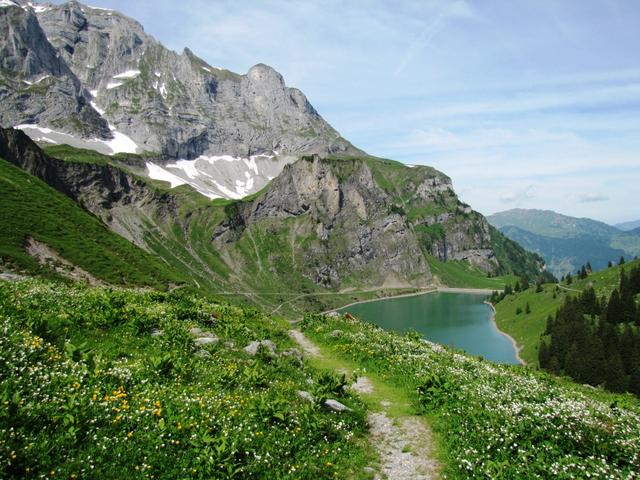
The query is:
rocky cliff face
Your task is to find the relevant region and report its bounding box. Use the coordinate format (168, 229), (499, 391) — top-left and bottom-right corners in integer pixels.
(1, 128), (543, 298)
(0, 2), (109, 137)
(1, 0), (359, 161)
(0, 127), (177, 247)
(0, 2), (544, 294)
(214, 156), (432, 288)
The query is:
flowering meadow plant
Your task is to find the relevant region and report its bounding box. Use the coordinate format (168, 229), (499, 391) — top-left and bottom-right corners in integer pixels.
(0, 281), (371, 479)
(303, 314), (640, 479)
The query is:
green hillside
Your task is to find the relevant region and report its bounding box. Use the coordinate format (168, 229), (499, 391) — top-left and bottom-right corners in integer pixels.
(494, 258), (640, 365)
(303, 312), (640, 478)
(0, 158), (182, 288)
(9, 140), (542, 315)
(1, 143), (515, 316)
(425, 255), (517, 289)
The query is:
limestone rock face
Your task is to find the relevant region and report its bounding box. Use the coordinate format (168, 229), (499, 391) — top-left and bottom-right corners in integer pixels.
(0, 127), (543, 295)
(0, 2), (109, 137)
(213, 155), (433, 289)
(1, 0), (360, 159)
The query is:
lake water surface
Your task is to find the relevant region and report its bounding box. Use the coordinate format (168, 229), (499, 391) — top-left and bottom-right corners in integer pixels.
(338, 292), (520, 365)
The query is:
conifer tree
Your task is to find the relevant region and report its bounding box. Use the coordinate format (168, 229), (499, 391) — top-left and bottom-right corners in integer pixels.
(604, 352), (628, 393)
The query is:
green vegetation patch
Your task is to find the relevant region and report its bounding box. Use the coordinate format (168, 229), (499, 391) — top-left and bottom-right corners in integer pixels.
(426, 255), (516, 290)
(43, 144), (157, 167)
(0, 158), (179, 287)
(494, 258), (640, 365)
(0, 280), (372, 479)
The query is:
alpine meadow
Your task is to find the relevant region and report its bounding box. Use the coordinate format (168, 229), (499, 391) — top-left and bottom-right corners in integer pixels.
(1, 1), (639, 479)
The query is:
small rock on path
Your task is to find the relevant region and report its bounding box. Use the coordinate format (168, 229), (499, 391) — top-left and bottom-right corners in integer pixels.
(351, 376), (374, 394)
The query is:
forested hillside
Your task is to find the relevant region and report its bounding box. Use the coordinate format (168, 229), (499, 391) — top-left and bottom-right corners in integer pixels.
(540, 262), (640, 394)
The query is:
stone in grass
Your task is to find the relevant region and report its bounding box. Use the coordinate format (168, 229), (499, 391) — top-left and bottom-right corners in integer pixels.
(195, 349), (211, 358)
(244, 340), (277, 357)
(282, 348), (303, 365)
(189, 327), (203, 336)
(296, 390), (314, 403)
(326, 311), (340, 318)
(224, 341), (235, 349)
(324, 399), (351, 412)
(329, 329), (343, 338)
(150, 328), (163, 337)
(190, 327), (217, 339)
(194, 336), (219, 346)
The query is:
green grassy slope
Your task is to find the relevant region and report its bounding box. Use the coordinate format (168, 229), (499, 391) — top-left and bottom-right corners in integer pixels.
(489, 225), (549, 280)
(0, 158), (181, 288)
(40, 147), (517, 303)
(0, 279), (372, 479)
(4, 277), (639, 479)
(494, 258), (640, 365)
(426, 255), (517, 289)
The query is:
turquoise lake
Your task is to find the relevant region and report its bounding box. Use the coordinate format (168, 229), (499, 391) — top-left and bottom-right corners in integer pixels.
(338, 292), (520, 365)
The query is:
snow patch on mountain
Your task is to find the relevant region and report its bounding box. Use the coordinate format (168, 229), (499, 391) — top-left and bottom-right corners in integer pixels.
(87, 5), (113, 13)
(90, 101), (105, 116)
(23, 75), (50, 85)
(113, 70), (141, 79)
(15, 124), (140, 155)
(145, 154), (296, 200)
(152, 80), (167, 99)
(145, 163), (187, 189)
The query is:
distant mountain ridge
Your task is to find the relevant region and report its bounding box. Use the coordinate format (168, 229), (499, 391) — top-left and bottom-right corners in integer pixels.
(488, 208), (640, 277)
(616, 219), (640, 232)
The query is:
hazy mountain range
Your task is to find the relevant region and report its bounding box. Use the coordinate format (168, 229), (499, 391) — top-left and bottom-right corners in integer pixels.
(488, 209), (640, 277)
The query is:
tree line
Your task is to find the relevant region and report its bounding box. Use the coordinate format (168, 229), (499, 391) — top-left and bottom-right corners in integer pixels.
(539, 263), (640, 395)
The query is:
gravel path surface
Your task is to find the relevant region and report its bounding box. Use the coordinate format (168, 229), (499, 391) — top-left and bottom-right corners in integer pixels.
(288, 329), (321, 357)
(368, 412), (440, 480)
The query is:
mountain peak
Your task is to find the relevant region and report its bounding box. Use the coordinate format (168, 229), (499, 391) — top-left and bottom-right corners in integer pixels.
(0, 0), (361, 159)
(247, 63), (284, 82)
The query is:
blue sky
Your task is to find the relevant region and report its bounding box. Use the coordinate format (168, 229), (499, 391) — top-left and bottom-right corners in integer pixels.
(52, 0), (640, 224)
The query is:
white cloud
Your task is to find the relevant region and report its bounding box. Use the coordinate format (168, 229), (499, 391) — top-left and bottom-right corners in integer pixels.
(401, 127), (584, 151)
(578, 193), (610, 203)
(499, 186), (536, 205)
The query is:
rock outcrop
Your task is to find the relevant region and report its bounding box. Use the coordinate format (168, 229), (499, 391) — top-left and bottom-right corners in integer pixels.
(0, 127), (544, 301)
(0, 2), (109, 137)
